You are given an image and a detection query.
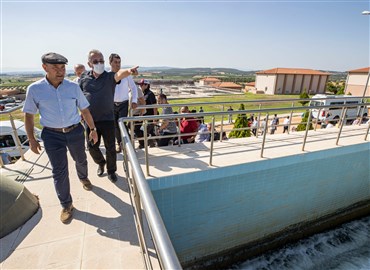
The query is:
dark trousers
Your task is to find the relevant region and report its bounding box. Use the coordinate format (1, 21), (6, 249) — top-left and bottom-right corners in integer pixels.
(157, 132), (176, 147)
(86, 121), (116, 174)
(41, 124), (87, 208)
(114, 101), (129, 144)
(131, 118), (144, 148)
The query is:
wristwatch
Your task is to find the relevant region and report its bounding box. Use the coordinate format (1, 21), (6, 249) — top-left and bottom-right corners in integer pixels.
(91, 128), (97, 131)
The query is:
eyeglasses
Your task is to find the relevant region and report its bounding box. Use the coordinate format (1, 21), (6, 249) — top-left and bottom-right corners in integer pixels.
(92, 59), (105, 64)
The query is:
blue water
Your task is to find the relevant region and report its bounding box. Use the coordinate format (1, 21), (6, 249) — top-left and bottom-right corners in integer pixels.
(235, 215), (370, 270)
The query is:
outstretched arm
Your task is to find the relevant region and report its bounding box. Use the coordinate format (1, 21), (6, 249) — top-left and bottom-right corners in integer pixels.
(114, 66), (139, 82)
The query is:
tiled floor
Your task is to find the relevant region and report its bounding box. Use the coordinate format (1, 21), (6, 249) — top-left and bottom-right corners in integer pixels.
(1, 148), (157, 269)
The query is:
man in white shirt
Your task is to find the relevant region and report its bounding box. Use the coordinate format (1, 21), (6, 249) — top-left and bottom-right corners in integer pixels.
(109, 53), (138, 152)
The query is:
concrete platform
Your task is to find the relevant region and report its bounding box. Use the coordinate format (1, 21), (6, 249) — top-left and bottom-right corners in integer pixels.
(1, 147), (159, 269)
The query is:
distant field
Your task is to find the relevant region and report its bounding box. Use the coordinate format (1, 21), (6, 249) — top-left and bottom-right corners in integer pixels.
(1, 93), (306, 128)
(167, 93), (305, 122)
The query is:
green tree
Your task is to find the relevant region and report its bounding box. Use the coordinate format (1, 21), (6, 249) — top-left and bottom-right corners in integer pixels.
(296, 111), (313, 131)
(299, 89), (310, 106)
(326, 81), (337, 94)
(228, 104), (251, 138)
(296, 90), (313, 131)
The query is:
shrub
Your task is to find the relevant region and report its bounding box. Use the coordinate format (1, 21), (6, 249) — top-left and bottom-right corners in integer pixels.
(228, 104), (251, 138)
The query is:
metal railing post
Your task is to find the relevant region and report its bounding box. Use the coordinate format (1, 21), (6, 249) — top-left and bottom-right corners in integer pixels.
(288, 102), (294, 134)
(302, 110), (312, 151)
(220, 105), (224, 142)
(177, 117), (181, 147)
(260, 113), (269, 158)
(365, 122), (370, 141)
(336, 107), (348, 145)
(9, 114), (25, 161)
(143, 120), (150, 176)
(256, 104), (262, 138)
(314, 108), (321, 131)
(209, 117), (215, 166)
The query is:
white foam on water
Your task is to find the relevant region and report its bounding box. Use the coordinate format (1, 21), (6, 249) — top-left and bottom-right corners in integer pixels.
(235, 216), (370, 270)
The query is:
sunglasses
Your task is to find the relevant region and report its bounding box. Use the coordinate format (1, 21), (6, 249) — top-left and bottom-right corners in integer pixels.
(92, 59), (105, 64)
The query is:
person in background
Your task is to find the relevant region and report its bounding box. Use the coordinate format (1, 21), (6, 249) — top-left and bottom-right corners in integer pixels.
(73, 64), (86, 83)
(283, 116), (290, 133)
(156, 94), (177, 146)
(227, 106), (234, 123)
(23, 52), (98, 223)
(109, 53), (138, 153)
(251, 118), (258, 136)
(79, 49), (138, 183)
(270, 114), (279, 134)
(130, 82), (146, 149)
(195, 119), (208, 143)
(139, 79), (157, 147)
(175, 106), (198, 144)
(260, 118), (267, 135)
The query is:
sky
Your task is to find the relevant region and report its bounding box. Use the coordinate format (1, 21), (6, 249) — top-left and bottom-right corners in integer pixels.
(1, 0), (369, 72)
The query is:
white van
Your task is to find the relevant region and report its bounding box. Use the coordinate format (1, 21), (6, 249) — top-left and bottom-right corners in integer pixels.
(309, 94), (368, 122)
(0, 120), (41, 158)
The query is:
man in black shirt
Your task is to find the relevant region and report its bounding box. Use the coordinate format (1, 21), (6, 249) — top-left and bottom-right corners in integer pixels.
(79, 49), (138, 182)
(139, 79), (157, 147)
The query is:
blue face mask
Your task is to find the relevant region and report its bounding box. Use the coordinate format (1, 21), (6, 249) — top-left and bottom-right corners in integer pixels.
(93, 63), (105, 74)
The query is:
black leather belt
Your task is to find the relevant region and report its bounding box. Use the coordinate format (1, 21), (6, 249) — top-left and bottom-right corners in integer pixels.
(114, 100), (129, 106)
(44, 123), (80, 133)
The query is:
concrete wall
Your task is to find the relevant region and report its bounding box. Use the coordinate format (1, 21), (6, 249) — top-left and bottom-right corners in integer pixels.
(346, 74), (369, 96)
(149, 143), (370, 265)
(293, 74), (303, 94)
(284, 75), (294, 94)
(255, 75), (276, 95)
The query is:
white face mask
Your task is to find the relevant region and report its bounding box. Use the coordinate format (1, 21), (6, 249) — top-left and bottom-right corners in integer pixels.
(93, 63), (105, 74)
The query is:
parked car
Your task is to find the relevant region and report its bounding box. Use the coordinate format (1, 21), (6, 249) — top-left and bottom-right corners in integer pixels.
(0, 120), (41, 159)
(309, 94), (368, 123)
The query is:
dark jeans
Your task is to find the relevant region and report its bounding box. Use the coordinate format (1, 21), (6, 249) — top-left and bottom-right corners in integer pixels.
(86, 121), (116, 174)
(131, 117), (144, 148)
(114, 100), (129, 144)
(157, 132), (176, 147)
(41, 124), (87, 208)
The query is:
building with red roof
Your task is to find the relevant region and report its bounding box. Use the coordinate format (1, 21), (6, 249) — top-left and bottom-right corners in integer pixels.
(255, 68), (331, 95)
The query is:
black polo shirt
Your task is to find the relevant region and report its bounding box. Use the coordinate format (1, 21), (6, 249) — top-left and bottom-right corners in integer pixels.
(143, 88), (156, 116)
(79, 71), (117, 122)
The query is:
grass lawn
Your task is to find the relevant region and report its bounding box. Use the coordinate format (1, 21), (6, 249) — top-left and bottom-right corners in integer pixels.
(166, 93), (305, 123)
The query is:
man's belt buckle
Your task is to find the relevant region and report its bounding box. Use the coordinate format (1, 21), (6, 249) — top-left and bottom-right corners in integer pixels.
(62, 127), (68, 133)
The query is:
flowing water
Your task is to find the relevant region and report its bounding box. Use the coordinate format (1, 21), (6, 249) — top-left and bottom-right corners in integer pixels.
(235, 215), (370, 270)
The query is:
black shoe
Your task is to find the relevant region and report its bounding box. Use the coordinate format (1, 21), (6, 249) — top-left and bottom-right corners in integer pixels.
(108, 173), (118, 183)
(97, 164), (105, 176)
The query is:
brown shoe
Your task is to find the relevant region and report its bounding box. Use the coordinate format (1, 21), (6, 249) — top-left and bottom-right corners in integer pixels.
(81, 178), (92, 191)
(60, 204), (74, 223)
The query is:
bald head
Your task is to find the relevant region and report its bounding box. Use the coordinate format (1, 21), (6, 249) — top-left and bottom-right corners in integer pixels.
(74, 64), (86, 78)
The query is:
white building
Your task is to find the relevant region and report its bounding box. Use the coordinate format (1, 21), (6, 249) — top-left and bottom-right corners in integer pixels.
(255, 68), (331, 95)
(345, 67), (370, 96)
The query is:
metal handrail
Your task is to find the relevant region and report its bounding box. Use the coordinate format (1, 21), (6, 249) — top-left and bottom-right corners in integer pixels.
(118, 121), (182, 270)
(123, 100), (370, 175)
(131, 95), (370, 110)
